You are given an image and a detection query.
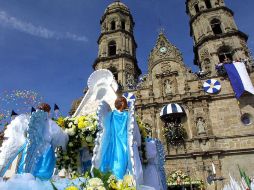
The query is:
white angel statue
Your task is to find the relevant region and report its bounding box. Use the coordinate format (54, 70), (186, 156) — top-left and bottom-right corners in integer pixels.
(0, 103), (68, 179)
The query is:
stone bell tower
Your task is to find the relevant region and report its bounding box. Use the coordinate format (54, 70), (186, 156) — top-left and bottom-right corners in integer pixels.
(186, 0), (251, 75)
(93, 0), (141, 89)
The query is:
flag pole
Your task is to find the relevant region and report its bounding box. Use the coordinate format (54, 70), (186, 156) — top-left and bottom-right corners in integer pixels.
(237, 100), (243, 116)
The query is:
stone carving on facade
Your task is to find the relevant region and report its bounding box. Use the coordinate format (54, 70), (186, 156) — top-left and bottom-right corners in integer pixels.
(162, 62), (171, 73)
(164, 79), (173, 95)
(200, 48), (210, 62)
(196, 117), (207, 135)
(184, 81), (191, 93)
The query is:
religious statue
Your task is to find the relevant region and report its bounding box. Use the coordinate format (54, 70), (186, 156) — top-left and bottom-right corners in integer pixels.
(164, 80), (172, 95)
(196, 117), (206, 135)
(91, 96), (143, 185)
(143, 138), (167, 190)
(0, 103), (69, 179)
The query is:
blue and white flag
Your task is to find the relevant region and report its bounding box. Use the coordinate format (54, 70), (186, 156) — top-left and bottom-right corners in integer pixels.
(224, 62), (254, 99)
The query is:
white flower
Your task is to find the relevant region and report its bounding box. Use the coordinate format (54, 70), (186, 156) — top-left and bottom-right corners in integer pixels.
(86, 136), (93, 143)
(68, 122), (73, 127)
(85, 187), (105, 190)
(97, 186), (106, 190)
(123, 175), (135, 187)
(87, 177), (103, 187)
(69, 142), (74, 147)
(65, 128), (76, 136)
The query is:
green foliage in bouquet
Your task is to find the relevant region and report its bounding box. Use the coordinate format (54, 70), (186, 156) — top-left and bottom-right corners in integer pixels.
(135, 116), (149, 164)
(56, 114), (98, 174)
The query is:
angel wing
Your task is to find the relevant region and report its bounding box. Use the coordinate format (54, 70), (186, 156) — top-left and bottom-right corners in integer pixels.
(90, 100), (112, 174)
(127, 100), (144, 185)
(0, 114), (29, 177)
(154, 140), (167, 190)
(23, 110), (48, 173)
(73, 69), (118, 117)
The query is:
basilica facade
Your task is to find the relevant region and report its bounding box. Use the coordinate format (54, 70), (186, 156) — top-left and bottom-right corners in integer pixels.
(71, 1), (254, 189)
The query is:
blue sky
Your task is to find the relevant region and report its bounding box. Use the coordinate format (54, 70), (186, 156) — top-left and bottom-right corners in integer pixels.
(0, 0), (253, 116)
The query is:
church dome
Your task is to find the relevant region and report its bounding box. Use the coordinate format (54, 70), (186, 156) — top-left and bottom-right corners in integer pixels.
(104, 1), (130, 14)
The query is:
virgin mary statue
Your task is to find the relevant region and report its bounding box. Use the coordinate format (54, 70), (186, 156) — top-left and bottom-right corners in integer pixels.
(91, 97), (143, 185)
(0, 103), (68, 179)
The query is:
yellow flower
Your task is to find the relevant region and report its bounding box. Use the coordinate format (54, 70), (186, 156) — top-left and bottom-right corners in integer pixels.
(78, 122), (85, 129)
(65, 186), (79, 190)
(56, 117), (65, 128)
(85, 187), (105, 190)
(114, 180), (123, 189)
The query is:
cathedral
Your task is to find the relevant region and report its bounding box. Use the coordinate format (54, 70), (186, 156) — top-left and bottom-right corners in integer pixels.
(71, 0), (254, 189)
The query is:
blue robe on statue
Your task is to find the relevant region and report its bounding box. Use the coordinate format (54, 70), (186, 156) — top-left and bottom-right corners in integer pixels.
(99, 110), (129, 179)
(17, 143), (56, 180)
(92, 101), (143, 186)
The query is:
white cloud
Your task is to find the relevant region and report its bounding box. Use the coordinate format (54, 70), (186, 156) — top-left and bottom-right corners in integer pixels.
(0, 10), (88, 42)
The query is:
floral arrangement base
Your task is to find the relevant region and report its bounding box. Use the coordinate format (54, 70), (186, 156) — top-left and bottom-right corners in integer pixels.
(0, 171), (137, 190)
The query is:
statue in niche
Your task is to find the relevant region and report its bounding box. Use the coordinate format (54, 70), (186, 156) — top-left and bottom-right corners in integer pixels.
(164, 80), (172, 95)
(196, 117), (206, 135)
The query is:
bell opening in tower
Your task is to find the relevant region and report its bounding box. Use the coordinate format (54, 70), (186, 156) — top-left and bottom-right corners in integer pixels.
(211, 19), (223, 35)
(111, 21), (116, 30)
(121, 20), (125, 30)
(218, 46), (233, 63)
(108, 41), (117, 56)
(194, 4), (200, 13)
(205, 0), (212, 9)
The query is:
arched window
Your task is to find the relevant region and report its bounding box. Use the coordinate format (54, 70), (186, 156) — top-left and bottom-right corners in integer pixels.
(205, 0), (212, 9)
(111, 21), (116, 30)
(218, 46), (233, 63)
(108, 41), (116, 56)
(211, 19), (223, 35)
(194, 4), (200, 13)
(121, 20), (125, 30)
